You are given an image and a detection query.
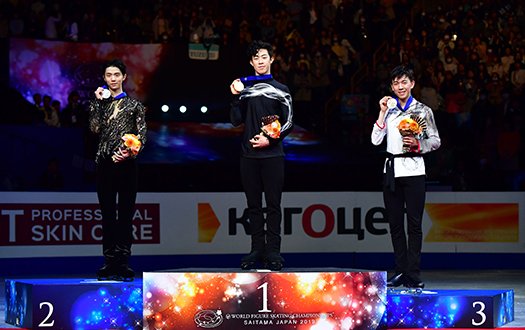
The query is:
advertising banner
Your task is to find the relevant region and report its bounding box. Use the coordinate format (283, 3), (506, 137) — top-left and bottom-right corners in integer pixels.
(0, 192), (523, 258)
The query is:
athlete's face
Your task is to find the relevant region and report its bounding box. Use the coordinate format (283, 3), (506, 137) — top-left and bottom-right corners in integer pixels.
(103, 66), (126, 92)
(391, 75), (414, 102)
(250, 49), (273, 76)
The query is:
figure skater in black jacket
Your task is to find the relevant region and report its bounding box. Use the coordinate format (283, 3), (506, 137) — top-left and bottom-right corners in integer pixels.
(230, 40), (293, 271)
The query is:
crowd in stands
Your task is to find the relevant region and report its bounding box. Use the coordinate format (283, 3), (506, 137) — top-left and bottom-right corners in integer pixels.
(1, 0), (404, 127)
(1, 0), (524, 191)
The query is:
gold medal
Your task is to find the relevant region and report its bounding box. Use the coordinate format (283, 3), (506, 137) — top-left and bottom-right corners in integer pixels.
(233, 81), (244, 92)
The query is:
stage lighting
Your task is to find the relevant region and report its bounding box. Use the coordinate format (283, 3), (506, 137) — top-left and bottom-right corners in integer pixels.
(179, 105), (187, 113)
(200, 106), (208, 113)
(161, 104), (169, 112)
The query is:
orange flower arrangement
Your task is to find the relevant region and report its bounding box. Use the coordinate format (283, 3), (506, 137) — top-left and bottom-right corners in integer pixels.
(112, 133), (142, 162)
(122, 134), (142, 155)
(261, 115), (281, 139)
(397, 116), (426, 153)
(397, 117), (422, 136)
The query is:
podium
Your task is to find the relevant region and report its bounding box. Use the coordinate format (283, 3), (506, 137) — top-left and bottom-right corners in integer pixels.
(4, 271), (516, 330)
(386, 288), (514, 328)
(143, 269), (387, 329)
(4, 278), (142, 330)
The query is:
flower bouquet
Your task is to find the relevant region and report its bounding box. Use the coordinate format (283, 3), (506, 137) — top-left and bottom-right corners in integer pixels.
(397, 115), (426, 153)
(261, 115), (281, 139)
(112, 133), (141, 162)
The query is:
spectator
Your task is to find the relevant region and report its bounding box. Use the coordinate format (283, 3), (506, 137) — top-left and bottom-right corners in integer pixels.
(501, 47), (515, 75)
(257, 13), (276, 42)
(307, 1), (319, 30)
(41, 94), (53, 121)
(80, 10), (97, 42)
(285, 0), (303, 28)
(322, 0), (340, 30)
(196, 17), (218, 45)
(44, 8), (61, 39)
(64, 13), (79, 41)
(419, 76), (443, 113)
(45, 100), (61, 127)
(275, 9), (290, 37)
(443, 55), (458, 75)
(60, 90), (86, 128)
(29, 93), (39, 108)
(486, 72), (505, 107)
(472, 36), (488, 63)
(488, 57), (505, 81)
(152, 9), (171, 43)
(331, 37), (357, 78)
(437, 34), (455, 63)
(510, 62), (525, 93)
(32, 92), (45, 121)
(238, 19), (252, 46)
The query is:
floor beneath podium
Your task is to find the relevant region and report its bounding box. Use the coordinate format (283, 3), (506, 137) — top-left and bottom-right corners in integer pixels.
(0, 269), (523, 329)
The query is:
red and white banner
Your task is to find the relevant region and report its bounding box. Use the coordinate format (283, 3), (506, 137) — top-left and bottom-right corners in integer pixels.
(0, 203), (159, 245)
(0, 192), (523, 258)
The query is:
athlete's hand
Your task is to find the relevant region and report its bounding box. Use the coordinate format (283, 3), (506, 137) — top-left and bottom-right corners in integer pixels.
(230, 79), (242, 95)
(112, 147), (130, 163)
(403, 136), (419, 151)
(379, 96), (392, 113)
(94, 87), (105, 100)
(249, 134), (269, 148)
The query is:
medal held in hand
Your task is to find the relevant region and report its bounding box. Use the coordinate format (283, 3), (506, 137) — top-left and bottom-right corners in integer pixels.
(261, 115), (281, 139)
(101, 85), (111, 99)
(233, 80), (244, 92)
(387, 98), (397, 109)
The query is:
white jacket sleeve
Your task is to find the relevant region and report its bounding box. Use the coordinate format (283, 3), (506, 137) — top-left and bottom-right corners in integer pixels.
(371, 120), (386, 146)
(419, 106), (441, 154)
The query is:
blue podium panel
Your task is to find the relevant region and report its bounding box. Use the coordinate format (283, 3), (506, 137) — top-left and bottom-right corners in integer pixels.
(5, 278), (143, 330)
(143, 269), (387, 330)
(386, 289), (514, 328)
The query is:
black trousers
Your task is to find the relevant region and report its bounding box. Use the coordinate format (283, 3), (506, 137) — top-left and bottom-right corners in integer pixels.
(240, 156), (284, 256)
(96, 157), (137, 264)
(383, 174), (426, 277)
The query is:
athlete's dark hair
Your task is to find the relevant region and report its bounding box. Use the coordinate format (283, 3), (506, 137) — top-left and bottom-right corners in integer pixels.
(104, 59), (127, 75)
(390, 65), (415, 82)
(247, 40), (274, 59)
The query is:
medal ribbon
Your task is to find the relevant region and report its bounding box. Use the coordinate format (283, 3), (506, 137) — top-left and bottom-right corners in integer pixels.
(114, 92), (127, 100)
(102, 85), (127, 100)
(396, 95), (413, 111)
(241, 74), (273, 86)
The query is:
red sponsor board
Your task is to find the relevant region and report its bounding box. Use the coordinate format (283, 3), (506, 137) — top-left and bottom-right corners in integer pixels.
(0, 203), (160, 245)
